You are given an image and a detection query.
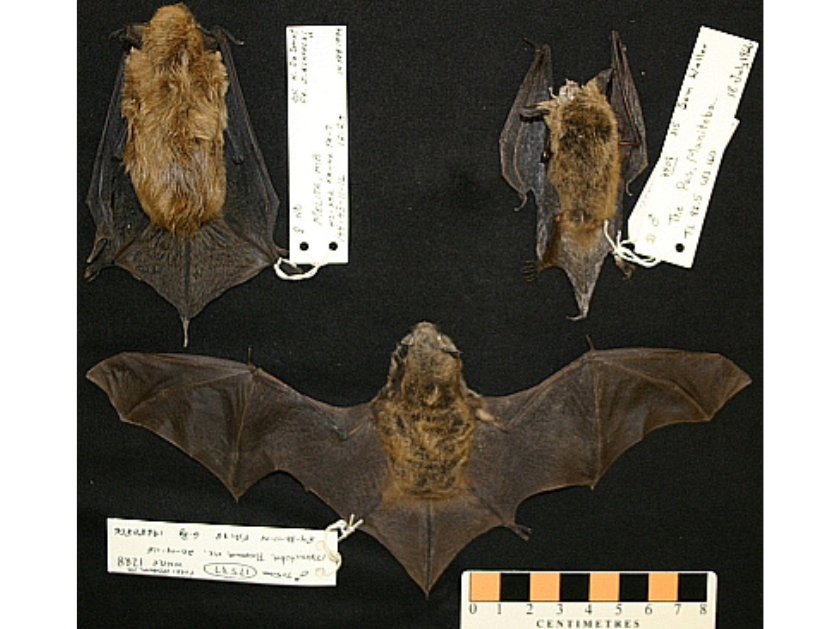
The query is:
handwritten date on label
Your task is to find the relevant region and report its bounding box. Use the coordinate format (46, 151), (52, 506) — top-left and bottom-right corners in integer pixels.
(628, 27), (757, 268)
(107, 518), (339, 587)
(287, 26), (349, 268)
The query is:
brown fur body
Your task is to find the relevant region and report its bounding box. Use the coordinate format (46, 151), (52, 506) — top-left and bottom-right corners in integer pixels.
(539, 79), (620, 250)
(122, 3), (229, 235)
(371, 323), (490, 500)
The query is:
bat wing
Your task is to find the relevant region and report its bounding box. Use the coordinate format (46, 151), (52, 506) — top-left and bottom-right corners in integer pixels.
(87, 353), (386, 518)
(87, 351), (490, 594)
(361, 348), (749, 593)
(470, 348), (751, 529)
(500, 44), (561, 260)
(84, 29), (285, 343)
(608, 30), (648, 187)
(84, 52), (146, 282)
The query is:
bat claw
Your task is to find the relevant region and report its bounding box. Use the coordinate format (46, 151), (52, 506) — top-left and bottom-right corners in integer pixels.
(615, 256), (635, 279)
(522, 261), (539, 282)
(508, 523), (532, 541)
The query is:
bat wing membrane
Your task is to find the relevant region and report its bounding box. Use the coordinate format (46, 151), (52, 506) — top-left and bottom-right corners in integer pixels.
(87, 353), (386, 518)
(500, 44), (554, 210)
(472, 348), (751, 524)
(84, 28), (285, 340)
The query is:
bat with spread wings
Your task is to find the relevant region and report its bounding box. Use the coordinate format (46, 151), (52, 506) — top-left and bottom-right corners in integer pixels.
(84, 4), (298, 345)
(87, 322), (750, 593)
(500, 31), (648, 320)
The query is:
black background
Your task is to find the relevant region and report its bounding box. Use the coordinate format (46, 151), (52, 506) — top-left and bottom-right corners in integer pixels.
(77, 1), (762, 627)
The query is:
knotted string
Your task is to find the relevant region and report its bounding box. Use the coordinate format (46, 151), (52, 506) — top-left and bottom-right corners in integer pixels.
(273, 257), (324, 281)
(603, 221), (660, 268)
(315, 514), (364, 577)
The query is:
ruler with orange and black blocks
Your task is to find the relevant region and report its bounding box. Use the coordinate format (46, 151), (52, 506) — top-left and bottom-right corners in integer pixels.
(461, 571), (716, 628)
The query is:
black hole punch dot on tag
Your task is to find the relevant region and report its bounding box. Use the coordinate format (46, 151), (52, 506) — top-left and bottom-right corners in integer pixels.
(329, 242), (338, 251)
(675, 243), (685, 253)
(300, 242), (309, 251)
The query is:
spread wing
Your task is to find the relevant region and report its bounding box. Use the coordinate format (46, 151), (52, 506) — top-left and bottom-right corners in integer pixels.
(87, 347), (750, 595)
(83, 28), (285, 344)
(87, 353), (386, 518)
(470, 348), (751, 524)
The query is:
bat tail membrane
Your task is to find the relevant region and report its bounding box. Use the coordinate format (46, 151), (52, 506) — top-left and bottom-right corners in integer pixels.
(361, 494), (505, 595)
(84, 8), (284, 342)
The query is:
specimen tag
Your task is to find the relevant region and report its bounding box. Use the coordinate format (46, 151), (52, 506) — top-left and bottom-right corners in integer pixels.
(286, 25), (349, 268)
(627, 27), (758, 267)
(107, 518), (340, 587)
(461, 571), (718, 628)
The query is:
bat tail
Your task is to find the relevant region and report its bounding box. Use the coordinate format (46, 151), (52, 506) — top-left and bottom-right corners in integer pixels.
(181, 317), (191, 348)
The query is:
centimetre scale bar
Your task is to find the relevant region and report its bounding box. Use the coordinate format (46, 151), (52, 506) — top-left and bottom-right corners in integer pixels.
(461, 571), (717, 629)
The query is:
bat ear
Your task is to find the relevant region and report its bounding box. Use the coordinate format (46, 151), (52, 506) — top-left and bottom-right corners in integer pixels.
(589, 68), (613, 93)
(441, 344), (462, 358)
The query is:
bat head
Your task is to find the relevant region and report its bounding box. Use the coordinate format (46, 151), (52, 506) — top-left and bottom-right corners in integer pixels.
(384, 322), (466, 407)
(141, 3), (205, 63)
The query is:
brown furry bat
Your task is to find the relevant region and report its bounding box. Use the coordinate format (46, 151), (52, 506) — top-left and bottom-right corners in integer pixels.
(122, 3), (229, 235)
(532, 79), (621, 251)
(371, 324), (493, 500)
(89, 322), (750, 593)
(85, 3), (297, 344)
(501, 31), (648, 319)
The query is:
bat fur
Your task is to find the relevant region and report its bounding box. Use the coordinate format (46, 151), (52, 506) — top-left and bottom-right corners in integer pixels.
(501, 33), (647, 320)
(89, 322), (751, 593)
(372, 324), (494, 500)
(533, 79), (621, 251)
(122, 3), (229, 235)
(85, 3), (299, 344)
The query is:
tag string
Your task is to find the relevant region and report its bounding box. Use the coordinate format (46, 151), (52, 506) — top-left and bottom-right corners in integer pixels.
(315, 514), (364, 577)
(273, 257), (324, 281)
(603, 221), (660, 268)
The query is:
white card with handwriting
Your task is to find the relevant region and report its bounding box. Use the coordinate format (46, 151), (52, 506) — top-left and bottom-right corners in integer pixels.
(107, 518), (339, 586)
(287, 26), (349, 267)
(628, 27), (758, 267)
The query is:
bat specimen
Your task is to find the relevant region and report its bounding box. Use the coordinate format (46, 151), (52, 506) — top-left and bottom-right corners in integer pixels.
(84, 4), (297, 345)
(500, 31), (648, 319)
(88, 322), (750, 593)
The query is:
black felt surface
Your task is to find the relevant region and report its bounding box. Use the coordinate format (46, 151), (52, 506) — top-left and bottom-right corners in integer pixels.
(77, 1), (762, 627)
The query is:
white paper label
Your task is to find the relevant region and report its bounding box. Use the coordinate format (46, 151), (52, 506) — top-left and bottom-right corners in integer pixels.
(628, 27), (758, 267)
(287, 26), (349, 267)
(107, 518), (339, 586)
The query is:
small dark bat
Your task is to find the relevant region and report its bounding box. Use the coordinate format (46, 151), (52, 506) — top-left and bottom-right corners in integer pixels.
(500, 31), (648, 320)
(84, 4), (297, 345)
(88, 322), (749, 594)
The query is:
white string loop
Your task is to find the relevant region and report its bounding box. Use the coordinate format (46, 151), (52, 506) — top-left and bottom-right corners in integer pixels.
(273, 257), (323, 281)
(315, 515), (364, 577)
(603, 221), (660, 268)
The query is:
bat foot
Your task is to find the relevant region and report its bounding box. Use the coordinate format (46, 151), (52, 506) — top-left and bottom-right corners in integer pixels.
(522, 261), (540, 283)
(614, 254), (635, 279)
(508, 522), (533, 541)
